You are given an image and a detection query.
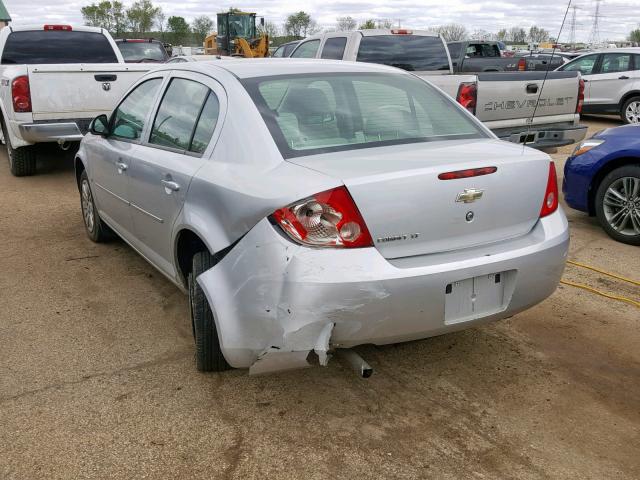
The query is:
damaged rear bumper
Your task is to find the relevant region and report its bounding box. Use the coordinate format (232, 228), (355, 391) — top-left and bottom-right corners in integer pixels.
(197, 211), (569, 373)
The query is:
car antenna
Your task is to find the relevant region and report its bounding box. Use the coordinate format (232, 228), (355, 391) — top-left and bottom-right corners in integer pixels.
(523, 0), (573, 153)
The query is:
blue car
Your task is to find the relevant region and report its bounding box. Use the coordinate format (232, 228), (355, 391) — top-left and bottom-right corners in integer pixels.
(563, 124), (640, 245)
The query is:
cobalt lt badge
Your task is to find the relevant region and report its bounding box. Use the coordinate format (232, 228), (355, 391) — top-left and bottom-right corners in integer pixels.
(102, 82), (111, 91)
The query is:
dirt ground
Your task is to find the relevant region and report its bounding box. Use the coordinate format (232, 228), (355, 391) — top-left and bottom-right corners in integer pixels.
(0, 116), (638, 479)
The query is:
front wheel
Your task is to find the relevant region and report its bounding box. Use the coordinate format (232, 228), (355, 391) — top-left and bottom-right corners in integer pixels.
(79, 170), (111, 242)
(595, 165), (640, 245)
(621, 96), (640, 125)
(188, 251), (230, 372)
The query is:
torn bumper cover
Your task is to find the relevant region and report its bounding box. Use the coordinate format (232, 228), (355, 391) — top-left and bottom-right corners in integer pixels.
(197, 213), (568, 374)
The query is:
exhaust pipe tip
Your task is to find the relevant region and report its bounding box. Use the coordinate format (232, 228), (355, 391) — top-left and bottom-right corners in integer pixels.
(58, 140), (71, 151)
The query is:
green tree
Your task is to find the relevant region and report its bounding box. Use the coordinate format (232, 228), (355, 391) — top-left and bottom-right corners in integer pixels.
(509, 26), (527, 44)
(629, 28), (640, 43)
(192, 15), (214, 44)
(81, 1), (125, 34)
(167, 16), (191, 45)
(359, 19), (376, 29)
(126, 0), (161, 35)
(284, 11), (312, 37)
(496, 29), (508, 41)
(435, 23), (467, 42)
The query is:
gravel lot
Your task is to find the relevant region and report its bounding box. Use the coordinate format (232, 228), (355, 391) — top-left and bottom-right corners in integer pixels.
(1, 116), (638, 479)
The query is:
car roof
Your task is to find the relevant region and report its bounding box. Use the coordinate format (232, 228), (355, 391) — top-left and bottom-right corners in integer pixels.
(590, 47), (640, 54)
(166, 58), (404, 79)
(115, 38), (162, 43)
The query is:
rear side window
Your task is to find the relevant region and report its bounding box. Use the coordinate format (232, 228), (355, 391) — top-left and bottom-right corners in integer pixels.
(272, 46), (285, 58)
(357, 35), (450, 71)
(190, 94), (220, 154)
(150, 78), (210, 151)
(243, 72), (485, 159)
(291, 40), (320, 58)
(111, 79), (162, 140)
(283, 42), (299, 57)
(600, 53), (632, 73)
(321, 37), (347, 60)
(1, 30), (118, 64)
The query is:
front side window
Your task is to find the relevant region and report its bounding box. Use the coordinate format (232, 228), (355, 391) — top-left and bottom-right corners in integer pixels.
(599, 53), (632, 74)
(561, 54), (598, 75)
(321, 37), (347, 60)
(291, 40), (320, 58)
(111, 78), (162, 141)
(357, 35), (450, 71)
(272, 46), (285, 58)
(242, 73), (486, 159)
(150, 78), (210, 151)
(283, 42), (299, 57)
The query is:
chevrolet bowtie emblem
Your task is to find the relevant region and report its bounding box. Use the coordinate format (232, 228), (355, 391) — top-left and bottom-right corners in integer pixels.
(456, 188), (484, 203)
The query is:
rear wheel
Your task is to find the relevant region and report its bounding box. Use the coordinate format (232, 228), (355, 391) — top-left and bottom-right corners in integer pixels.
(188, 251), (229, 372)
(621, 96), (640, 125)
(595, 165), (640, 245)
(1, 118), (36, 176)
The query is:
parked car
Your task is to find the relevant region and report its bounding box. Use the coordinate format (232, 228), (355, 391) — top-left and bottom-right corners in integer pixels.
(557, 48), (640, 124)
(447, 41), (521, 72)
(115, 38), (169, 63)
(271, 40), (300, 57)
(563, 125), (640, 244)
(289, 29), (587, 149)
(516, 53), (569, 71)
(0, 25), (151, 176)
(75, 59), (569, 375)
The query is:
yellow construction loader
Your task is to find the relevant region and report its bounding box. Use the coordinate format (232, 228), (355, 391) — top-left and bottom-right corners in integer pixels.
(215, 11), (269, 58)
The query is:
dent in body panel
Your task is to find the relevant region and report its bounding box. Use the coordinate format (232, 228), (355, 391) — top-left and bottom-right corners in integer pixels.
(196, 218), (390, 372)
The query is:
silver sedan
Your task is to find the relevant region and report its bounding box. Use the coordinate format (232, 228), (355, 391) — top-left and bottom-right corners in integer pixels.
(75, 59), (569, 375)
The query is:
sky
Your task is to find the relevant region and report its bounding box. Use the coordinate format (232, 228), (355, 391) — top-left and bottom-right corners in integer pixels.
(4, 0), (640, 42)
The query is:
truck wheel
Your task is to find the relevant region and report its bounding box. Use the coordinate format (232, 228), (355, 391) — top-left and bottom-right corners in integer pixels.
(1, 119), (36, 176)
(188, 251), (230, 372)
(79, 170), (111, 242)
(595, 165), (640, 245)
(621, 96), (640, 125)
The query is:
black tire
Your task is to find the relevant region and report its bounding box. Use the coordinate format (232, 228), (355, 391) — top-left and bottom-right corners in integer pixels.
(79, 170), (111, 242)
(595, 164), (640, 246)
(1, 118), (36, 176)
(188, 251), (230, 372)
(621, 95), (640, 125)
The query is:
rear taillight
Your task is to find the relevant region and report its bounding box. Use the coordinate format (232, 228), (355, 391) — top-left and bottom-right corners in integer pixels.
(271, 186), (373, 248)
(391, 29), (412, 35)
(576, 78), (585, 114)
(540, 161), (559, 218)
(518, 57), (526, 71)
(11, 76), (31, 113)
(44, 24), (72, 31)
(456, 82), (477, 115)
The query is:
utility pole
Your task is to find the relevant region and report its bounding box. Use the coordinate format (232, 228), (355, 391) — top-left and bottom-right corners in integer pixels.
(589, 0), (602, 46)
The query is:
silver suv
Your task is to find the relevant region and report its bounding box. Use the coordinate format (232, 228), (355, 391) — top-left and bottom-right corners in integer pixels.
(558, 48), (640, 124)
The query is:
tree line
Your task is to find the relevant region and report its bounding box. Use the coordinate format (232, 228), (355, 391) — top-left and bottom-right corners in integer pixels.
(81, 1), (637, 47)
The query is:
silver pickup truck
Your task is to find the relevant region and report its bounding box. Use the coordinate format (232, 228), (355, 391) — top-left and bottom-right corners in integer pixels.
(290, 29), (587, 149)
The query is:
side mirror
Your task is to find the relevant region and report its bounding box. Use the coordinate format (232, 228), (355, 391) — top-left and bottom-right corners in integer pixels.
(260, 17), (265, 26)
(90, 114), (109, 136)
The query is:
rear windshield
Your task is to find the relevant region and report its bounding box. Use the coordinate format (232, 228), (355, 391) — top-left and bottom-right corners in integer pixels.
(356, 35), (450, 71)
(242, 72), (486, 159)
(117, 41), (167, 63)
(1, 31), (118, 64)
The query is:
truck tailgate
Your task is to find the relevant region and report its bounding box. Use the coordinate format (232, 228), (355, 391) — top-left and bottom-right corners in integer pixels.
(27, 64), (150, 119)
(476, 71), (580, 123)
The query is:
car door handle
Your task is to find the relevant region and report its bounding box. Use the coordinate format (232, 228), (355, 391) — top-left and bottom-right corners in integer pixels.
(161, 179), (180, 192)
(619, 75), (630, 80)
(116, 161), (128, 173)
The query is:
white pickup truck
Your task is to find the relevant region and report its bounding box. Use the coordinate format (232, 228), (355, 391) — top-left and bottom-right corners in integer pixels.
(0, 25), (151, 176)
(290, 29), (587, 150)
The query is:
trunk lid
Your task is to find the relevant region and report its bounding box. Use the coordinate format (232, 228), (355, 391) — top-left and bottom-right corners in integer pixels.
(287, 139), (550, 259)
(27, 64), (150, 119)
